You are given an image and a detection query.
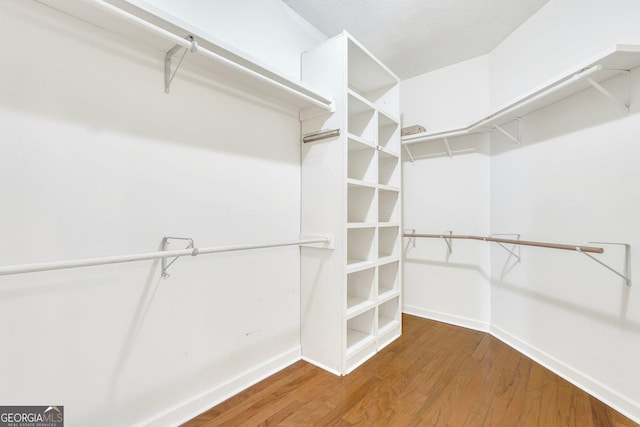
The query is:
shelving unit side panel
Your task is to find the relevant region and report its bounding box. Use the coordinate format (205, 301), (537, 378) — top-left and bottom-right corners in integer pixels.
(300, 246), (345, 373)
(300, 33), (348, 374)
(300, 130), (345, 373)
(302, 36), (348, 103)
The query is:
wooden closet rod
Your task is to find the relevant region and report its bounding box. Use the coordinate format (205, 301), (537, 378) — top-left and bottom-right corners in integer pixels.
(403, 233), (604, 254)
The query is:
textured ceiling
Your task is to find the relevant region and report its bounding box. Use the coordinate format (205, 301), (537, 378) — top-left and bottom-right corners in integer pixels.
(282, 0), (550, 79)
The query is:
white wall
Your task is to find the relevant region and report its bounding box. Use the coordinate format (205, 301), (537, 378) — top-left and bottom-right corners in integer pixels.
(490, 0), (640, 109)
(489, 0), (640, 421)
(401, 0), (640, 422)
(0, 0), (319, 425)
(140, 0), (327, 79)
(490, 70), (640, 420)
(401, 56), (492, 330)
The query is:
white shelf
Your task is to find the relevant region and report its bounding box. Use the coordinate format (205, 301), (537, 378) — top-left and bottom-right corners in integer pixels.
(37, 0), (333, 111)
(348, 89), (376, 111)
(378, 184), (401, 192)
(403, 44), (640, 145)
(377, 222), (401, 228)
(378, 289), (400, 304)
(378, 255), (400, 266)
(347, 222), (378, 229)
(346, 329), (375, 355)
(348, 133), (376, 149)
(347, 179), (377, 189)
(346, 260), (377, 274)
(346, 299), (376, 319)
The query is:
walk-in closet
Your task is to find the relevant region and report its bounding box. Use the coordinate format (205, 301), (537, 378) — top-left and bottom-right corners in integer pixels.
(1, 0), (639, 425)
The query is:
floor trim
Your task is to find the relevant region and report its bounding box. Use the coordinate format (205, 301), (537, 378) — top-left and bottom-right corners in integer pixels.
(140, 346), (302, 427)
(403, 304), (490, 333)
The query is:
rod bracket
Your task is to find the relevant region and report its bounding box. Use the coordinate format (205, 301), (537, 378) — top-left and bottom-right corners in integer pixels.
(164, 36), (198, 94)
(404, 229), (416, 249)
(578, 242), (631, 286)
(161, 237), (195, 278)
(441, 230), (453, 255)
(490, 233), (522, 262)
(299, 235), (334, 250)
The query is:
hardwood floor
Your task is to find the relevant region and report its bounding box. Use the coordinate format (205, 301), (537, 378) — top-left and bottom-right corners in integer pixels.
(182, 314), (639, 426)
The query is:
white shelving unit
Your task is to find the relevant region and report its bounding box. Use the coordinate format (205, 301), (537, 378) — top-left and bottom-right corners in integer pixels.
(403, 44), (640, 147)
(36, 0), (333, 111)
(300, 32), (402, 375)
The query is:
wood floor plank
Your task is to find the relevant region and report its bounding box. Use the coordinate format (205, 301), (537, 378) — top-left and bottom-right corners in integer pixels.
(182, 314), (640, 427)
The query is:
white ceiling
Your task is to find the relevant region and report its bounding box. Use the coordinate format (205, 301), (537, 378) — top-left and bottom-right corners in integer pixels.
(282, 0), (550, 79)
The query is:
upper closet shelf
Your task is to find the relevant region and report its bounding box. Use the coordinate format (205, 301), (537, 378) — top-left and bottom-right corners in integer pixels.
(403, 44), (640, 146)
(36, 0), (334, 111)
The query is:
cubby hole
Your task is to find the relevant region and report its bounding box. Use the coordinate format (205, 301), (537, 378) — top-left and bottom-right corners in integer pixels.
(348, 93), (376, 141)
(347, 308), (375, 352)
(378, 261), (399, 299)
(347, 227), (375, 265)
(378, 112), (399, 152)
(347, 184), (376, 223)
(347, 39), (398, 111)
(378, 189), (399, 223)
(378, 297), (400, 332)
(378, 151), (400, 187)
(378, 226), (399, 259)
(348, 138), (376, 182)
(347, 267), (375, 315)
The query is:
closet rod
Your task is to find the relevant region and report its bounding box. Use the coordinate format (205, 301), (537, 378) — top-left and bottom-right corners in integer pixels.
(87, 0), (332, 111)
(403, 233), (604, 254)
(0, 237), (330, 277)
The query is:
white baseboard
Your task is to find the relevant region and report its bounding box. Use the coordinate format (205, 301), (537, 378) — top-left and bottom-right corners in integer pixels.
(490, 324), (640, 425)
(403, 304), (490, 333)
(301, 356), (341, 376)
(140, 346), (302, 427)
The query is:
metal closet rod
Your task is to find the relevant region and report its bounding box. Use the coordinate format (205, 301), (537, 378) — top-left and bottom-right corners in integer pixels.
(87, 0), (332, 111)
(403, 233), (604, 254)
(0, 237), (330, 277)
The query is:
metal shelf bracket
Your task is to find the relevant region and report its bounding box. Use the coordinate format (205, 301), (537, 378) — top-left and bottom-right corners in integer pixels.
(490, 233), (522, 262)
(580, 70), (630, 113)
(577, 241), (631, 286)
(442, 230), (453, 255)
(161, 236), (195, 278)
(165, 36), (198, 94)
(444, 137), (453, 158)
(404, 229), (416, 248)
(403, 144), (416, 164)
(493, 120), (521, 146)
